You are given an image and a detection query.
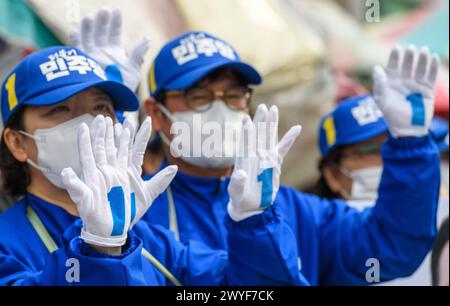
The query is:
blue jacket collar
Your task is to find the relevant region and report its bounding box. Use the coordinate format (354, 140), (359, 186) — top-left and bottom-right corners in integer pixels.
(26, 193), (80, 246)
(143, 160), (231, 195)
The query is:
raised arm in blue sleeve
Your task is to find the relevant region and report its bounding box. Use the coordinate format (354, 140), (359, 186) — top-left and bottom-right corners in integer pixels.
(316, 135), (440, 285)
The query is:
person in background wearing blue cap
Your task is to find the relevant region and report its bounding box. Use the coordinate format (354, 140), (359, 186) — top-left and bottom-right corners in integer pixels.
(74, 9), (442, 285)
(315, 96), (448, 285)
(315, 95), (388, 209)
(0, 43), (308, 285)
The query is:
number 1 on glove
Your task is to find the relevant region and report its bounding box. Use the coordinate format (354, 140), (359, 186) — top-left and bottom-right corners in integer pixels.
(372, 45), (440, 138)
(228, 104), (302, 222)
(257, 168), (274, 209)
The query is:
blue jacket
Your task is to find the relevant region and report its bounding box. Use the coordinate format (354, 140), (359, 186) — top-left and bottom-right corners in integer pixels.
(0, 194), (305, 285)
(143, 135), (441, 285)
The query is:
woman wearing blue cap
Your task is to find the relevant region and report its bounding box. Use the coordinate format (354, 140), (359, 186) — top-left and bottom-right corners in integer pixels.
(314, 96), (448, 285)
(71, 9), (442, 286)
(0, 42), (307, 285)
(315, 95), (389, 208)
(316, 101), (448, 210)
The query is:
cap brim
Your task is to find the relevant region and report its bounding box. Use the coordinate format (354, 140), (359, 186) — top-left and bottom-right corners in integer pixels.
(160, 60), (262, 94)
(321, 121), (388, 157)
(339, 123), (388, 147)
(24, 80), (139, 112)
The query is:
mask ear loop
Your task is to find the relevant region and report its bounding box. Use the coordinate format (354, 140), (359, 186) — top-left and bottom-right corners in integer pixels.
(25, 158), (50, 173)
(336, 164), (353, 180)
(154, 104), (173, 146)
(156, 103), (176, 122)
(155, 104), (184, 158)
(330, 162), (353, 200)
(339, 187), (352, 201)
(158, 130), (171, 147)
(18, 130), (40, 142)
(330, 161), (353, 180)
(17, 130), (49, 173)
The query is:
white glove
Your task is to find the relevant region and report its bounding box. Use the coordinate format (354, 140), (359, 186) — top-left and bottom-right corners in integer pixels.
(70, 8), (150, 92)
(114, 115), (178, 227)
(373, 45), (440, 138)
(61, 115), (133, 247)
(227, 104), (302, 222)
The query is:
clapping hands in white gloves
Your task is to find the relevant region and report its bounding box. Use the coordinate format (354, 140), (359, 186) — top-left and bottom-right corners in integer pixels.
(227, 104), (302, 222)
(373, 45), (440, 138)
(114, 116), (179, 228)
(70, 8), (149, 92)
(61, 115), (177, 249)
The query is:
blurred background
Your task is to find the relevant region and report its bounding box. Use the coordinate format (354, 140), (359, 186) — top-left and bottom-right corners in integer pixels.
(0, 0), (448, 191)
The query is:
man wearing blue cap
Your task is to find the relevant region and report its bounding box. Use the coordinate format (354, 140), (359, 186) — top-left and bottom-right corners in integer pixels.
(141, 31), (303, 242)
(74, 10), (442, 285)
(0, 45), (308, 286)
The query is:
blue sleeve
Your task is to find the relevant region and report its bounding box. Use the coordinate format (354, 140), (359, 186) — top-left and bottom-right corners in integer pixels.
(0, 230), (151, 286)
(2, 205), (307, 286)
(142, 204), (308, 285)
(226, 204), (307, 285)
(316, 135), (440, 285)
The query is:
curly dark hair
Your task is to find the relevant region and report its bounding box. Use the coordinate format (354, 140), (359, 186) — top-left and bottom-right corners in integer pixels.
(0, 107), (31, 199)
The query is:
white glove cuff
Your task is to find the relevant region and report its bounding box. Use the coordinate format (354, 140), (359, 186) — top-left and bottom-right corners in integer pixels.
(388, 127), (428, 139)
(80, 228), (127, 247)
(227, 202), (264, 222)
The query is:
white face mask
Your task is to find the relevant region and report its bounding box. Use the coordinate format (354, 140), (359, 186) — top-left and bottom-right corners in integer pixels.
(157, 101), (246, 168)
(339, 166), (383, 202)
(20, 114), (95, 189)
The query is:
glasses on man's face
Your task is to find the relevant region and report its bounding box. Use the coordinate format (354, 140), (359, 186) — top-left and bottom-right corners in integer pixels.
(164, 86), (253, 112)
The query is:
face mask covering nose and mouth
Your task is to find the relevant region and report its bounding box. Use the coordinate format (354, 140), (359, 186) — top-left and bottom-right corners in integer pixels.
(338, 165), (383, 203)
(19, 114), (95, 189)
(157, 100), (246, 169)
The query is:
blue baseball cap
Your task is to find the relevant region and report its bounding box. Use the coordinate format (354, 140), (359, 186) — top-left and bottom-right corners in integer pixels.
(430, 117), (449, 153)
(318, 95), (388, 157)
(1, 46), (140, 126)
(148, 31), (262, 97)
